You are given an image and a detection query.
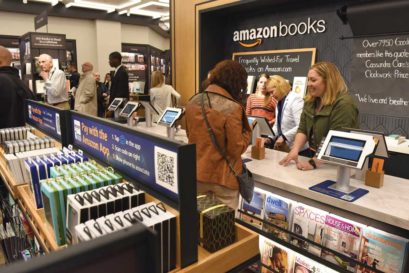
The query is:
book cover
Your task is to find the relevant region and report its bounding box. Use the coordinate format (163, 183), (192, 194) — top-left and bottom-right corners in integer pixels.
(240, 189), (266, 229)
(263, 193), (292, 241)
(357, 226), (409, 273)
(321, 214), (363, 272)
(291, 77), (307, 98)
(290, 203), (328, 256)
(259, 235), (294, 273)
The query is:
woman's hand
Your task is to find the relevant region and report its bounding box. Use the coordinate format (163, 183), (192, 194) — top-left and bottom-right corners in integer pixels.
(296, 160), (314, 171)
(279, 149), (298, 166)
(274, 136), (284, 149)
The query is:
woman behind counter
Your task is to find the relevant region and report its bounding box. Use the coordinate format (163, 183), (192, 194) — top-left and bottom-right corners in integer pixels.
(246, 73), (277, 125)
(185, 60), (251, 209)
(280, 61), (359, 171)
(267, 75), (304, 152)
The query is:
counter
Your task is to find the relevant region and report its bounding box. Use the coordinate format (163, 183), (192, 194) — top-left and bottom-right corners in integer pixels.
(244, 148), (409, 231)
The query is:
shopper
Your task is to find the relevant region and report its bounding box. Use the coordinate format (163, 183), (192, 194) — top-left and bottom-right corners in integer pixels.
(268, 75), (305, 152)
(38, 54), (70, 110)
(68, 63), (80, 91)
(185, 60), (251, 209)
(94, 72), (109, 117)
(246, 73), (277, 125)
(108, 51), (129, 105)
(149, 70), (181, 121)
(280, 61), (359, 171)
(0, 46), (34, 129)
(74, 62), (97, 116)
(104, 72), (112, 94)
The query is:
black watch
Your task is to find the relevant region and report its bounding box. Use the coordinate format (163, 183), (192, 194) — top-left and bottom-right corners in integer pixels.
(308, 159), (317, 169)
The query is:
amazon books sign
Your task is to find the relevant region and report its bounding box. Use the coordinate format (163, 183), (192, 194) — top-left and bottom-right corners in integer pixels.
(233, 17), (326, 48)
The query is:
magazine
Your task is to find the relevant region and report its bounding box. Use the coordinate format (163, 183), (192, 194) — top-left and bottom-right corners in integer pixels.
(290, 203), (328, 256)
(321, 214), (364, 272)
(240, 188), (266, 229)
(357, 226), (409, 273)
(259, 235), (294, 273)
(263, 193), (292, 241)
(293, 254), (338, 273)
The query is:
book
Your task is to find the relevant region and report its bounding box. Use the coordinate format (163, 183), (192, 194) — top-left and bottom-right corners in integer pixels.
(321, 214), (364, 272)
(357, 226), (409, 273)
(290, 203), (328, 256)
(291, 77), (307, 98)
(259, 235), (294, 273)
(263, 193), (292, 241)
(239, 188), (266, 229)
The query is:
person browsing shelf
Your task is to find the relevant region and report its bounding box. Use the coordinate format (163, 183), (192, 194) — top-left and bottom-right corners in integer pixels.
(245, 73), (277, 125)
(268, 75), (305, 152)
(280, 61), (358, 171)
(185, 60), (251, 209)
(38, 54), (69, 110)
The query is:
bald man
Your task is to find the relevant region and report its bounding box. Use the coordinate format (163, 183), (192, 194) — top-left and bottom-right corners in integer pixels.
(74, 62), (97, 116)
(38, 54), (69, 109)
(0, 46), (34, 129)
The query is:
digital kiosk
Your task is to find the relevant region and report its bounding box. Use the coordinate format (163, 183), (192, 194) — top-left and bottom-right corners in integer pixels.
(310, 130), (376, 202)
(247, 115), (275, 144)
(119, 102), (140, 127)
(157, 107), (183, 140)
(107, 98), (126, 121)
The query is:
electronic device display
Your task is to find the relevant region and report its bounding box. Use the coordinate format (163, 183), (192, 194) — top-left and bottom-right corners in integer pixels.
(119, 102), (140, 118)
(107, 98), (124, 111)
(317, 130), (376, 169)
(157, 107), (182, 127)
(247, 115), (275, 136)
(4, 223), (159, 273)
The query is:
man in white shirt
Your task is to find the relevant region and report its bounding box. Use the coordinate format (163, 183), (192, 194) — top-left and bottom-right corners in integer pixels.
(38, 54), (69, 110)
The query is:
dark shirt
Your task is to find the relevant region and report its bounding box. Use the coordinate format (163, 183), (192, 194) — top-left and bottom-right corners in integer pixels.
(109, 65), (129, 104)
(70, 71), (80, 89)
(96, 81), (108, 117)
(0, 66), (35, 129)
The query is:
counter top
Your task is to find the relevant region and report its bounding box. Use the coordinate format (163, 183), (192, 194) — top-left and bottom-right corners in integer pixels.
(385, 136), (409, 155)
(244, 148), (409, 230)
(131, 122), (188, 143)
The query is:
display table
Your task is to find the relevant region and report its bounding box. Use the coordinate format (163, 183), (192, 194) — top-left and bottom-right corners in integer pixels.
(244, 148), (409, 230)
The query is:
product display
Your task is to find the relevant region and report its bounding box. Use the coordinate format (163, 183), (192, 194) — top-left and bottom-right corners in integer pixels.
(197, 193), (235, 253)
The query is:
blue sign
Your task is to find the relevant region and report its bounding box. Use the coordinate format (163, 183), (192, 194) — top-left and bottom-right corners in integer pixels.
(71, 113), (180, 201)
(27, 101), (61, 140)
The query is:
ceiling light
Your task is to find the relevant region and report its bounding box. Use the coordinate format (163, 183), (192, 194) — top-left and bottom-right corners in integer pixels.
(158, 0), (169, 3)
(51, 0), (59, 6)
(23, 0), (28, 3)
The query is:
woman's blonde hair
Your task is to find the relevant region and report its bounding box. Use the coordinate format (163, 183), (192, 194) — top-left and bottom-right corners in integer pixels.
(266, 75), (291, 101)
(305, 61), (348, 106)
(151, 70), (164, 88)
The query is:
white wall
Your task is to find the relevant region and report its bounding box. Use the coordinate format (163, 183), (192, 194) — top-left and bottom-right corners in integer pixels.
(0, 11), (170, 76)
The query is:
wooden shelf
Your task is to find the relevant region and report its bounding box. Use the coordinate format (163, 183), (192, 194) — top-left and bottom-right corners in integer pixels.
(174, 223), (259, 273)
(17, 184), (64, 253)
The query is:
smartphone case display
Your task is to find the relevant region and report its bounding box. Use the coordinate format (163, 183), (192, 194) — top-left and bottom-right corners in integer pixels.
(238, 187), (409, 273)
(19, 32), (67, 96)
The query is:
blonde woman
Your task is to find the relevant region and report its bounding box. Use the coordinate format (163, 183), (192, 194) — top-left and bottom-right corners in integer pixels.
(149, 70), (181, 121)
(266, 75), (304, 152)
(245, 73), (277, 125)
(280, 62), (358, 170)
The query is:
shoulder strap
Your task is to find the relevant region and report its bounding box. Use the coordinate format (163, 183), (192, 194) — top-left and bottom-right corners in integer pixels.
(200, 92), (238, 176)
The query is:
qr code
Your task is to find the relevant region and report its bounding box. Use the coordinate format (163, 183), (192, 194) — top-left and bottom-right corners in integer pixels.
(154, 147), (178, 194)
(157, 152), (175, 186)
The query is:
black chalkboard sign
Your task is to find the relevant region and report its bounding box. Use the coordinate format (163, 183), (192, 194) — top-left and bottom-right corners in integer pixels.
(232, 48), (316, 83)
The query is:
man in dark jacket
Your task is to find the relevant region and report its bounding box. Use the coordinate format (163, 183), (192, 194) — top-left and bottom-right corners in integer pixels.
(0, 46), (34, 129)
(108, 51), (129, 105)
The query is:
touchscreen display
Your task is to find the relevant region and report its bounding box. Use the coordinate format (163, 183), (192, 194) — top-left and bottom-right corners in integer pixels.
(160, 110), (179, 125)
(121, 103), (138, 115)
(326, 136), (365, 161)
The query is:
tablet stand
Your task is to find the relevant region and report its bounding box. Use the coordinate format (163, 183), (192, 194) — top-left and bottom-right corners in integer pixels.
(114, 108), (121, 120)
(145, 108), (153, 127)
(329, 166), (356, 193)
(167, 126), (176, 140)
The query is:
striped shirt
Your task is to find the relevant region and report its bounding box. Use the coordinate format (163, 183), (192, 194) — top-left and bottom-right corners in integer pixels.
(245, 94), (277, 124)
